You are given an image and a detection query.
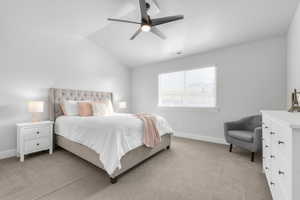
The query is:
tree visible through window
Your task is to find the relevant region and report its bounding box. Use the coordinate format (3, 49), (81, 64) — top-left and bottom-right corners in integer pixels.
(158, 67), (217, 107)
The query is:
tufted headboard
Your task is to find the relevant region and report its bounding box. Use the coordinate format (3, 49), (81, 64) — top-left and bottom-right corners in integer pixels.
(49, 88), (113, 121)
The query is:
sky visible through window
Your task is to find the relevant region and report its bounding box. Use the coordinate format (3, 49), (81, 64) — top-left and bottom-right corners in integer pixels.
(159, 67), (216, 107)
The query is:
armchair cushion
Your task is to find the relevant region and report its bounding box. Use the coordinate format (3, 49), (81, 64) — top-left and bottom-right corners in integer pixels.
(227, 130), (254, 142)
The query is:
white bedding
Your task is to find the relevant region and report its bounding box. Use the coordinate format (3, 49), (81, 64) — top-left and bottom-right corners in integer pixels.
(55, 113), (173, 175)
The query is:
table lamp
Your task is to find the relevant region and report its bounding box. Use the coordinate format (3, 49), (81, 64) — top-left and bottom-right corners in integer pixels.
(119, 101), (127, 109)
(28, 101), (44, 122)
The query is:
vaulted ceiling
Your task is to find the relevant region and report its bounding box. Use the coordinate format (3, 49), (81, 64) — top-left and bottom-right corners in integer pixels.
(1, 0), (299, 67)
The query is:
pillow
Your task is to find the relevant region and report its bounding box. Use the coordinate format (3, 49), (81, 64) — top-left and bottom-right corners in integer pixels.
(92, 102), (108, 116)
(106, 100), (114, 115)
(79, 102), (93, 116)
(61, 100), (79, 116)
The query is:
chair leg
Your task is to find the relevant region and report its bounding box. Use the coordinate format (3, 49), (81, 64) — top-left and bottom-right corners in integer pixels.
(251, 152), (255, 162)
(229, 144), (233, 152)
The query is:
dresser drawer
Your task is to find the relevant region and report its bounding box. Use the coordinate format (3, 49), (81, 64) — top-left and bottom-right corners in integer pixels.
(263, 142), (271, 172)
(273, 183), (286, 200)
(262, 118), (272, 146)
(24, 138), (50, 154)
(264, 161), (272, 179)
(270, 123), (292, 162)
(276, 132), (292, 161)
(22, 126), (51, 141)
(274, 157), (291, 200)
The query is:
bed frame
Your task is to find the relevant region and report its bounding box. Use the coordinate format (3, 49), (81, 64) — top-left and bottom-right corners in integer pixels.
(49, 88), (171, 184)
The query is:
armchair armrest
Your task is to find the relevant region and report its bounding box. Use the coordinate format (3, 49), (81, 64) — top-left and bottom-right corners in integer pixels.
(253, 127), (262, 152)
(253, 127), (262, 140)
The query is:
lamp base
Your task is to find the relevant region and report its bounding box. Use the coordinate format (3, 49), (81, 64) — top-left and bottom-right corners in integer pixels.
(31, 113), (41, 122)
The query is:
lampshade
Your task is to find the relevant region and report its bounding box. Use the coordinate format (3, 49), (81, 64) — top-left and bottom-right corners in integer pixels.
(28, 101), (44, 113)
(119, 101), (127, 109)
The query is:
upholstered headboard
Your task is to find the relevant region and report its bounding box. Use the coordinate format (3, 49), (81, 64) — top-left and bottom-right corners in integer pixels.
(49, 88), (113, 121)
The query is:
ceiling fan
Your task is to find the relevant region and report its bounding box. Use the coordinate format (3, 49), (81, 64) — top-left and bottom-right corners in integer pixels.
(108, 0), (184, 40)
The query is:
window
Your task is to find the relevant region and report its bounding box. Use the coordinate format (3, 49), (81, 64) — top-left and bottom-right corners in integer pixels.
(158, 67), (217, 108)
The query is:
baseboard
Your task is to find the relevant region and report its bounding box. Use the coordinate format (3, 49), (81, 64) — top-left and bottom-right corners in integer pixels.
(174, 132), (228, 145)
(0, 149), (16, 159)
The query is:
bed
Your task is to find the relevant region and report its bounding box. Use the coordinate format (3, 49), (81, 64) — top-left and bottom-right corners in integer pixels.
(49, 88), (172, 183)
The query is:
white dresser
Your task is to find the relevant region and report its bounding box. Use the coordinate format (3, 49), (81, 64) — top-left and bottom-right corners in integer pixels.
(17, 121), (54, 162)
(262, 111), (300, 200)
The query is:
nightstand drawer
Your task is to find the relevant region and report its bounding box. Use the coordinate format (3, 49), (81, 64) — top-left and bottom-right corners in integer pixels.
(22, 127), (51, 140)
(24, 138), (50, 154)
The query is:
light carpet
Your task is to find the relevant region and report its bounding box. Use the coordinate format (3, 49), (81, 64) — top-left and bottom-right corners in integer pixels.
(0, 137), (271, 200)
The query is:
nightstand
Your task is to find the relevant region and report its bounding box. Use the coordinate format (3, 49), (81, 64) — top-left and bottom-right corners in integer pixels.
(17, 121), (54, 162)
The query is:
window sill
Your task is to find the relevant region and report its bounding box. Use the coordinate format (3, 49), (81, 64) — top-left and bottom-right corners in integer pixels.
(157, 105), (220, 112)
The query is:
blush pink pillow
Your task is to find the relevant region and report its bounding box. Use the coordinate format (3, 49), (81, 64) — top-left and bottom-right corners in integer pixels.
(79, 102), (93, 117)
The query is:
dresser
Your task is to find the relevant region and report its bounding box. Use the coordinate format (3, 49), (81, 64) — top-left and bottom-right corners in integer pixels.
(262, 111), (300, 200)
(17, 121), (54, 162)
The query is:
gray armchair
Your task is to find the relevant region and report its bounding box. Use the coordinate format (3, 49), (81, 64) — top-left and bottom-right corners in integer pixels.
(224, 115), (262, 162)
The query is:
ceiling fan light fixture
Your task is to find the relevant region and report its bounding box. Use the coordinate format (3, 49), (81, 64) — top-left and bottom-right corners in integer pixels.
(107, 0), (184, 40)
(141, 24), (151, 32)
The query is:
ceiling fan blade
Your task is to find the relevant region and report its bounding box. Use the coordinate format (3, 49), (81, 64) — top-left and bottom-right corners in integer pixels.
(151, 27), (167, 40)
(152, 15), (184, 26)
(108, 18), (141, 24)
(139, 0), (149, 21)
(130, 28), (142, 40)
(151, 0), (160, 10)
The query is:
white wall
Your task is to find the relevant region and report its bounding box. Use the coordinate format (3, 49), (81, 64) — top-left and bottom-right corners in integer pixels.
(0, 27), (131, 156)
(287, 3), (300, 104)
(132, 37), (286, 143)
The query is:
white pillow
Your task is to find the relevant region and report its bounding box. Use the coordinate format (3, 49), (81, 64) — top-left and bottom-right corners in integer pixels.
(92, 102), (108, 116)
(61, 100), (79, 116)
(92, 100), (114, 116)
(106, 100), (114, 115)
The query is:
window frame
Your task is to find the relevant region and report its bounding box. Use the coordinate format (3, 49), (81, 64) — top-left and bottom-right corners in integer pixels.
(157, 66), (219, 110)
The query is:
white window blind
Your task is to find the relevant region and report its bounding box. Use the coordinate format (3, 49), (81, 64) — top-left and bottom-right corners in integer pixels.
(158, 67), (217, 108)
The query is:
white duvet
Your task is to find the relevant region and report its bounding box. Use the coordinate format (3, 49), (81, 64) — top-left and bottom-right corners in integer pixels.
(55, 113), (173, 175)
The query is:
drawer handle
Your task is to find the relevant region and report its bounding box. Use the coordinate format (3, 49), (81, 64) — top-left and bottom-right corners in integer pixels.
(270, 182), (275, 186)
(265, 167), (269, 170)
(270, 132), (275, 135)
(278, 171), (285, 175)
(270, 155), (275, 159)
(264, 126), (268, 129)
(36, 143), (40, 146)
(278, 141), (285, 144)
(37, 131), (40, 135)
(265, 145), (269, 148)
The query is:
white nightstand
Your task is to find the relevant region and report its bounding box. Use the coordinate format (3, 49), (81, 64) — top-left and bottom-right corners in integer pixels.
(17, 121), (54, 162)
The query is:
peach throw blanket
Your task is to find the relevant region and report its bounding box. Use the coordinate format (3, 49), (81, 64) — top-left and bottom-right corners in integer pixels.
(135, 113), (161, 148)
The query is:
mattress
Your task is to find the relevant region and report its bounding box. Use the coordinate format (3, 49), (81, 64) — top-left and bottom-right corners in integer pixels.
(54, 113), (173, 175)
